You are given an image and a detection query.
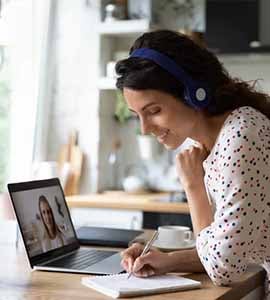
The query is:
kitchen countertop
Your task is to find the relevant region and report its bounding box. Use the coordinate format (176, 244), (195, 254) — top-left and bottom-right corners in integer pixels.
(66, 191), (190, 214)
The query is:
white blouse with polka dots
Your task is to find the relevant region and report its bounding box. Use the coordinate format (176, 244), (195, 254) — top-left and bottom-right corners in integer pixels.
(196, 106), (270, 291)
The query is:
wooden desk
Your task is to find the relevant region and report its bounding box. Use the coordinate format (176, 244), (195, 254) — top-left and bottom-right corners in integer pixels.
(66, 191), (190, 214)
(1, 244), (265, 300)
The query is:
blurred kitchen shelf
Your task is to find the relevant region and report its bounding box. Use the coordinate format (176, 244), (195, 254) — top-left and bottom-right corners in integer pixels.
(67, 191), (190, 214)
(218, 53), (270, 65)
(96, 14), (158, 192)
(98, 77), (117, 90)
(98, 19), (156, 36)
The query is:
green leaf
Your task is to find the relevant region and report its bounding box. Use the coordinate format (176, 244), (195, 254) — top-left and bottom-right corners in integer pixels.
(114, 90), (132, 124)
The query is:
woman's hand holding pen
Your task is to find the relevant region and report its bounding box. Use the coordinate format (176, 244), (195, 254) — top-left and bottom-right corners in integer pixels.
(120, 243), (170, 277)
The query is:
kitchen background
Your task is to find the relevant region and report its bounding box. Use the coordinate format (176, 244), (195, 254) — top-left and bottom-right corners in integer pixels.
(0, 0), (270, 239)
(46, 0), (270, 194)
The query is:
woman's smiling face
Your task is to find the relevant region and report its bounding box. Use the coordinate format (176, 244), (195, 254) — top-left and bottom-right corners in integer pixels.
(123, 88), (197, 150)
(40, 201), (54, 229)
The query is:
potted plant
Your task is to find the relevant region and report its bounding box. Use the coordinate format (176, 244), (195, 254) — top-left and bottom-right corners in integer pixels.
(114, 91), (163, 160)
(114, 90), (132, 123)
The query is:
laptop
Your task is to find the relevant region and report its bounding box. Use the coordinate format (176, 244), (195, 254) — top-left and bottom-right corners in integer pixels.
(7, 178), (125, 275)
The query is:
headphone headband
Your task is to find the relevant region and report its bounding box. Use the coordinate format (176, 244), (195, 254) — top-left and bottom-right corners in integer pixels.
(130, 48), (211, 110)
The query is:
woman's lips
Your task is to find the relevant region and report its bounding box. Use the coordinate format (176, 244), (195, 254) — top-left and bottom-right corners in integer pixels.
(157, 130), (169, 143)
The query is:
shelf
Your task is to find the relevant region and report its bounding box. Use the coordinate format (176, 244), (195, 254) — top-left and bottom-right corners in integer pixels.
(66, 191), (190, 214)
(98, 77), (117, 90)
(218, 53), (270, 65)
(98, 19), (154, 36)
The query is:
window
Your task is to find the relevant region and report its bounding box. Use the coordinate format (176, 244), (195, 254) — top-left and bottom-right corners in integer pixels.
(0, 46), (10, 191)
(0, 0), (50, 184)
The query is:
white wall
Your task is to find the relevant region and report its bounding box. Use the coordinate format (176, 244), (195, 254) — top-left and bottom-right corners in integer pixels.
(46, 0), (100, 193)
(219, 54), (270, 93)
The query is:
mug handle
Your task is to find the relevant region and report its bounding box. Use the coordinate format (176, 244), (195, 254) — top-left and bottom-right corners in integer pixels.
(184, 230), (193, 242)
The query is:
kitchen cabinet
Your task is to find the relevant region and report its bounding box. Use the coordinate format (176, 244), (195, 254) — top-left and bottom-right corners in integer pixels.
(67, 192), (191, 230)
(70, 207), (143, 230)
(96, 12), (157, 191)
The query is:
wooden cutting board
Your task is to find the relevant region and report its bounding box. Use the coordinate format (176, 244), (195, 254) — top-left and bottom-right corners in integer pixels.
(58, 130), (83, 195)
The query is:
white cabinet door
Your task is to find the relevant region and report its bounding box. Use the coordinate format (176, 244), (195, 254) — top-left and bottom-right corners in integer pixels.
(70, 208), (143, 230)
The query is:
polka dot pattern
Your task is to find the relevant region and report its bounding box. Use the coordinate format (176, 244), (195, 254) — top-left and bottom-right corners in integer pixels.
(196, 106), (270, 287)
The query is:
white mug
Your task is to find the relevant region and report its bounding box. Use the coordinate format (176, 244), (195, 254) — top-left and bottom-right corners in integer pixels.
(156, 225), (193, 247)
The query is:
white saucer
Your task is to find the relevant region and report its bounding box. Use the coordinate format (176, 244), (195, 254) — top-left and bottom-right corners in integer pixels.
(152, 240), (196, 252)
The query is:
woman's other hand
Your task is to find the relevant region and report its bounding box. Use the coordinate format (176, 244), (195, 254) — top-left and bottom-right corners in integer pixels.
(175, 143), (209, 190)
(120, 243), (171, 277)
(175, 143), (213, 235)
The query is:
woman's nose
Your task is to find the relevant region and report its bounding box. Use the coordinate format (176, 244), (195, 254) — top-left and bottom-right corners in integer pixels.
(140, 117), (152, 135)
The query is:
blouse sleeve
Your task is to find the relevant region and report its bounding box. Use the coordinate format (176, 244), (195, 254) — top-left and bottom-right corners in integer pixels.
(196, 129), (269, 286)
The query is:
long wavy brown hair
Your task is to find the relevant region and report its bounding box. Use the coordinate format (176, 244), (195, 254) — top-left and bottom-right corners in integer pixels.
(116, 30), (270, 118)
(39, 195), (57, 238)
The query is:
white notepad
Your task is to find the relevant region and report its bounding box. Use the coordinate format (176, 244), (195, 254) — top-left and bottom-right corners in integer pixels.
(81, 273), (201, 298)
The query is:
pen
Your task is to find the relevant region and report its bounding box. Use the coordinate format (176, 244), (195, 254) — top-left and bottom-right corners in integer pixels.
(127, 230), (159, 279)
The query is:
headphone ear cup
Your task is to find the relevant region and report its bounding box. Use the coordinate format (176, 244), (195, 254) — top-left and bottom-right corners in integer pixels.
(184, 86), (211, 109)
(195, 88), (207, 102)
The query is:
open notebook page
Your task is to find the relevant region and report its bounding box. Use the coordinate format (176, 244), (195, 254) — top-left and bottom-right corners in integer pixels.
(81, 273), (201, 298)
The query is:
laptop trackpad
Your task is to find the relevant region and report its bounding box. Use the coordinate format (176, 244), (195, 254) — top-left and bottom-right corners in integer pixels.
(85, 253), (125, 275)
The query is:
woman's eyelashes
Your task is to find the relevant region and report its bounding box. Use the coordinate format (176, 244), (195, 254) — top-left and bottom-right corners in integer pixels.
(130, 111), (139, 119)
(129, 107), (161, 119)
(147, 107), (161, 115)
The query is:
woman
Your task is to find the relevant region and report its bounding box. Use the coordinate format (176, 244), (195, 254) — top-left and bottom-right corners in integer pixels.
(116, 30), (270, 292)
(39, 195), (66, 252)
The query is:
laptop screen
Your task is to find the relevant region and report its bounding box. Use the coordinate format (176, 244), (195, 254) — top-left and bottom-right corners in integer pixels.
(9, 179), (77, 259)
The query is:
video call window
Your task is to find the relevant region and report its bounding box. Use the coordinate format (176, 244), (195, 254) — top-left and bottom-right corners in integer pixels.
(11, 185), (76, 257)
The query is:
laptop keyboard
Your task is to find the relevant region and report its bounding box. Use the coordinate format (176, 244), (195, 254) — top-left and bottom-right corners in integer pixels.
(45, 248), (116, 270)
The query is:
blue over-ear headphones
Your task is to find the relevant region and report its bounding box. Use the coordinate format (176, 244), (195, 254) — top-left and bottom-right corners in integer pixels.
(130, 48), (211, 110)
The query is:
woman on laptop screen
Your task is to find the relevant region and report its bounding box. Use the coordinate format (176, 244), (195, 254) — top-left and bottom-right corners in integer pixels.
(39, 195), (67, 252)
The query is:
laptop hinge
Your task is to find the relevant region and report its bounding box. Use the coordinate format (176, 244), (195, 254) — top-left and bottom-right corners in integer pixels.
(37, 249), (79, 266)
